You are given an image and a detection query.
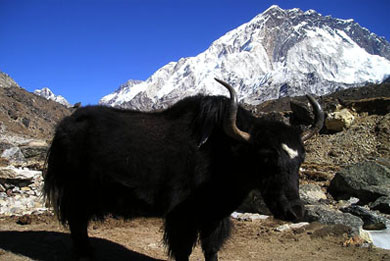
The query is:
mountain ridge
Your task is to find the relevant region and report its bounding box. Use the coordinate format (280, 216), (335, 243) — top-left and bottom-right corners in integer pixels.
(33, 87), (72, 108)
(100, 5), (390, 111)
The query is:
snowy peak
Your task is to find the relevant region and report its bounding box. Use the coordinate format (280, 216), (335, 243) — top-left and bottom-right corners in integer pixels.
(100, 5), (390, 111)
(34, 87), (71, 107)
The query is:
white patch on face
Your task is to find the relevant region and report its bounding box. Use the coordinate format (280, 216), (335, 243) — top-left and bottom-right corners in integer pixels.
(282, 143), (299, 159)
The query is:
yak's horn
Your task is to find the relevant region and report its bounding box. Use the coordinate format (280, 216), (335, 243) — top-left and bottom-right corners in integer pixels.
(215, 78), (251, 142)
(301, 95), (324, 141)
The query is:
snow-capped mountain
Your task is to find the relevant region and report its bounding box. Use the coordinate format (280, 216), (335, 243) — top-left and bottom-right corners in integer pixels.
(100, 80), (144, 107)
(34, 87), (72, 107)
(100, 5), (390, 111)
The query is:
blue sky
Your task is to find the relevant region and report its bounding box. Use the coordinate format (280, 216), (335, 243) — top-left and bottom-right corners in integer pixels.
(1, 0), (389, 105)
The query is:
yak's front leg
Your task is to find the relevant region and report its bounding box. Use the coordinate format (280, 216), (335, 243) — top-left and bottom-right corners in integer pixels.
(164, 208), (198, 261)
(200, 217), (231, 261)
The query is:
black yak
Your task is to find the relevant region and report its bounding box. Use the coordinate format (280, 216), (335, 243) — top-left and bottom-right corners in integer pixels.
(43, 79), (323, 261)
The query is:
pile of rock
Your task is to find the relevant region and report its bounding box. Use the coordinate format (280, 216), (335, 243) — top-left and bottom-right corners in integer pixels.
(0, 166), (47, 215)
(0, 136), (49, 216)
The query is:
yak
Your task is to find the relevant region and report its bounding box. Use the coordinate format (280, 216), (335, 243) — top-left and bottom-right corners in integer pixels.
(43, 79), (324, 261)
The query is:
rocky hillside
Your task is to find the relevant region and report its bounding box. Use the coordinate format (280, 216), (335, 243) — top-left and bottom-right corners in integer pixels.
(247, 82), (390, 165)
(0, 83), (72, 141)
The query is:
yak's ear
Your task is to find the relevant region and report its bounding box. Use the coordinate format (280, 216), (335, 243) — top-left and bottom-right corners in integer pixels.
(195, 96), (226, 148)
(197, 116), (216, 148)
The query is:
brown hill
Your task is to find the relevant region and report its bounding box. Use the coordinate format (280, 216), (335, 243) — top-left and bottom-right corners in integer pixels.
(0, 86), (71, 141)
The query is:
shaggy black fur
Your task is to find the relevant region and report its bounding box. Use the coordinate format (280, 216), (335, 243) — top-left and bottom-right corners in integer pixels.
(44, 94), (305, 261)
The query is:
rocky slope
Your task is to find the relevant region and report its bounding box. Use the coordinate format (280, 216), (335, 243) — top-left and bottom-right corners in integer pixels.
(0, 78), (72, 141)
(0, 72), (20, 89)
(100, 5), (390, 110)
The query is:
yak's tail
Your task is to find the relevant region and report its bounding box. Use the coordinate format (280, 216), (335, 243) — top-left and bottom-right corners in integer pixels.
(43, 130), (68, 225)
(43, 117), (82, 225)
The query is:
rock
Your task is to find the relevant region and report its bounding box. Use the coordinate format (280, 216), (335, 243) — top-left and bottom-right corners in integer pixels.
(231, 212), (269, 221)
(0, 157), (10, 167)
(336, 197), (360, 209)
(20, 145), (48, 159)
(0, 166), (41, 186)
(1, 147), (25, 162)
(325, 108), (355, 132)
(370, 196), (390, 214)
(299, 184), (327, 204)
(0, 142), (12, 153)
(21, 117), (30, 128)
(17, 215), (32, 225)
(0, 189), (48, 216)
(304, 205), (363, 235)
(340, 205), (387, 230)
(8, 109), (18, 120)
(275, 222), (309, 232)
(328, 161), (390, 205)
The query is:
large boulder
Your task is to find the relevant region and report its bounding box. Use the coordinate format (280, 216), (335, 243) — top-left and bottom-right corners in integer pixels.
(304, 204), (363, 235)
(370, 196), (390, 214)
(340, 205), (387, 230)
(328, 161), (390, 205)
(325, 108), (355, 132)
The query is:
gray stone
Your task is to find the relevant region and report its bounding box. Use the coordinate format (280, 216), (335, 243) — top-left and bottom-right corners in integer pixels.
(0, 166), (41, 186)
(1, 147), (25, 162)
(370, 196), (390, 214)
(20, 145), (48, 159)
(340, 205), (387, 230)
(304, 205), (363, 235)
(299, 184), (327, 204)
(328, 161), (390, 205)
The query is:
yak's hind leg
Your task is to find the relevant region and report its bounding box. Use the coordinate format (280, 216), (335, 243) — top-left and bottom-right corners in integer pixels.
(68, 215), (93, 260)
(164, 208), (198, 261)
(200, 217), (231, 261)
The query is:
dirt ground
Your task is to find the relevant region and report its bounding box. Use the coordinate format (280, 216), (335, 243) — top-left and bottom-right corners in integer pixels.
(0, 214), (389, 261)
